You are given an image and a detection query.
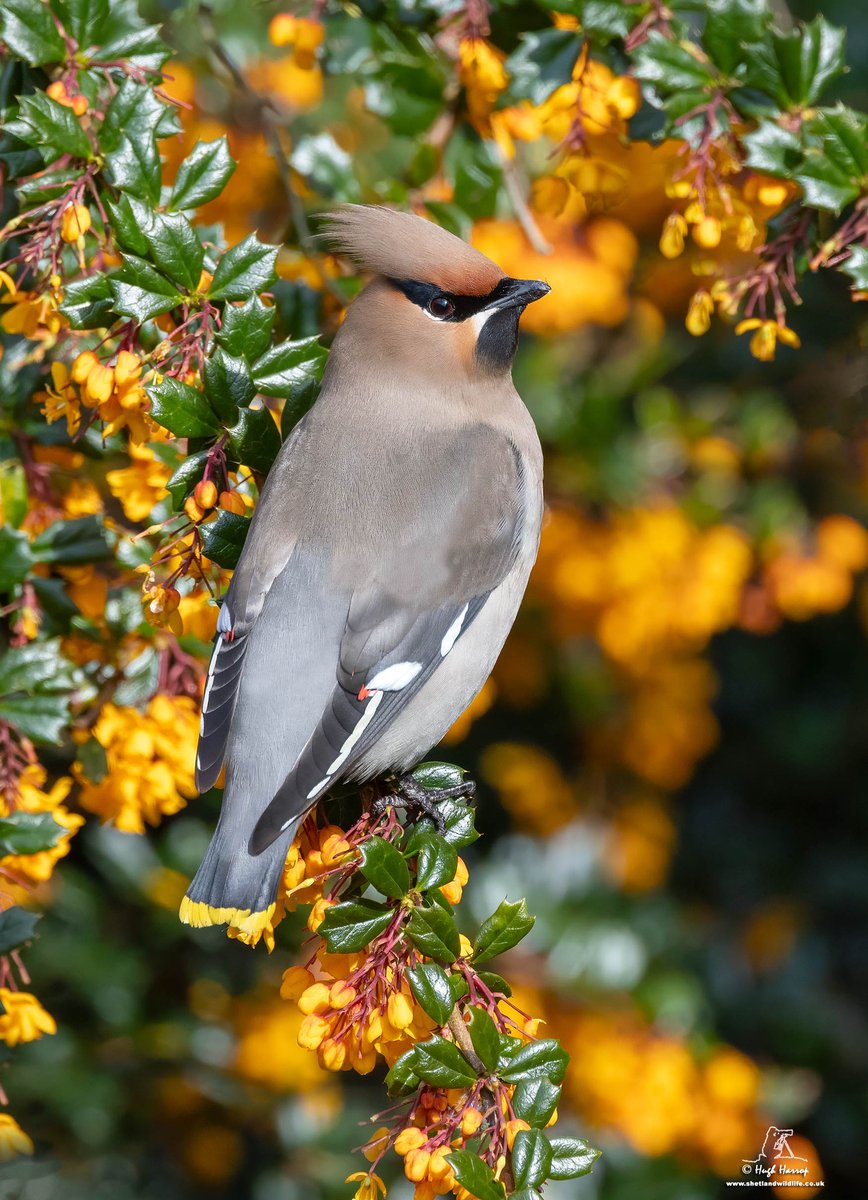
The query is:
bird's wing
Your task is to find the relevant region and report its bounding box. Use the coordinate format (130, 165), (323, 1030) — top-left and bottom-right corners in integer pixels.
(248, 425), (527, 852)
(195, 418), (312, 791)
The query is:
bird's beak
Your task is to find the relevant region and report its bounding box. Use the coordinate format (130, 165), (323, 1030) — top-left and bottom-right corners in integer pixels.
(483, 277), (551, 313)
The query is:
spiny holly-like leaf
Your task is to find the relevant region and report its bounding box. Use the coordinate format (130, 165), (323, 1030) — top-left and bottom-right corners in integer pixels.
(358, 835), (411, 899)
(703, 0), (768, 76)
(0, 908), (40, 956)
(169, 137), (236, 211)
(472, 898), (535, 964)
(31, 516), (111, 566)
(571, 0), (633, 46)
(199, 510), (250, 569)
(414, 831), (458, 892)
(93, 0), (171, 69)
(840, 246), (868, 291)
(251, 336), (326, 398)
(109, 256), (183, 323)
(547, 1136), (601, 1180)
(226, 406), (282, 474)
(467, 1007), (500, 1072)
(407, 963), (453, 1026)
(105, 133), (161, 205)
(319, 900), (393, 953)
(165, 449), (210, 509)
(207, 234), (279, 301)
(59, 274), (115, 330)
(498, 1038), (569, 1085)
(63, 0), (111, 51)
(796, 106), (868, 212)
(0, 812), (65, 857)
(103, 194), (151, 257)
(0, 526), (34, 591)
(413, 1036), (478, 1088)
(281, 374), (320, 437)
(5, 92), (91, 160)
(412, 761), (465, 791)
(0, 694), (69, 743)
(511, 1129), (553, 1190)
(100, 77), (166, 151)
(216, 295), (277, 361)
(743, 14), (847, 109)
(204, 349), (256, 421)
(742, 121), (803, 175)
(147, 377), (221, 439)
(143, 212), (205, 293)
(512, 1078), (562, 1128)
(0, 0), (66, 66)
(385, 1047), (421, 1096)
(406, 903), (460, 962)
(631, 31), (715, 92)
(446, 1150), (506, 1200)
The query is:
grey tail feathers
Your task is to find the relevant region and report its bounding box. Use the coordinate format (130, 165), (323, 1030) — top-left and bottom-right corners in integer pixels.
(179, 812), (301, 931)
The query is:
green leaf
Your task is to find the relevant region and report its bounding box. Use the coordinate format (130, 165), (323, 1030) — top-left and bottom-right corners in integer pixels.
(207, 234), (279, 301)
(0, 527), (34, 591)
(0, 640), (78, 693)
(147, 377), (221, 439)
(31, 515), (110, 565)
(63, 0), (111, 51)
(741, 121), (803, 175)
(169, 137), (236, 210)
(143, 212), (204, 292)
(0, 694), (69, 743)
(573, 0), (632, 45)
(251, 337), (326, 398)
(743, 15), (847, 109)
(281, 374), (319, 437)
(203, 349), (256, 421)
(631, 32), (714, 92)
(0, 812), (65, 857)
(99, 75), (166, 152)
(319, 899), (393, 953)
(449, 973), (469, 1004)
(477, 971), (511, 998)
(59, 274), (115, 330)
(703, 0), (768, 76)
(512, 1079), (561, 1128)
(467, 1008), (500, 1072)
(200, 510), (250, 569)
(0, 908), (40, 956)
(0, 0), (65, 65)
(105, 133), (161, 205)
(0, 463), (27, 530)
(547, 1136), (601, 1180)
(511, 1129), (553, 1190)
(5, 92), (91, 160)
(385, 1047), (421, 1096)
(358, 835), (411, 899)
(109, 256), (183, 323)
(407, 963), (454, 1026)
(216, 295), (276, 361)
(446, 1150), (506, 1200)
(77, 736), (108, 784)
(412, 761), (464, 790)
(226, 406), (282, 474)
(840, 246), (868, 291)
(499, 1038), (569, 1085)
(473, 899), (535, 965)
(165, 449), (211, 509)
(103, 194), (151, 257)
(796, 106), (868, 212)
(94, 0), (169, 69)
(414, 832), (458, 892)
(407, 903), (460, 962)
(413, 1036), (478, 1088)
(504, 29), (580, 106)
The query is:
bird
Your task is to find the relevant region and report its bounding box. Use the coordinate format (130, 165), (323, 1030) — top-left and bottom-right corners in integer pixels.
(180, 204), (549, 939)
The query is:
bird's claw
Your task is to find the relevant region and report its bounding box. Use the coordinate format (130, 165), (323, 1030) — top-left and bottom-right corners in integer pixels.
(390, 773), (476, 834)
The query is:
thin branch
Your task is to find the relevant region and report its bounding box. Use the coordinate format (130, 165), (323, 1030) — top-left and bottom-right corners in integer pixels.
(447, 1006), (485, 1074)
(490, 141), (552, 255)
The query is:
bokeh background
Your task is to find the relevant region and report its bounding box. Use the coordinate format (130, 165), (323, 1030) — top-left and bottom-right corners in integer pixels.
(3, 0), (868, 1197)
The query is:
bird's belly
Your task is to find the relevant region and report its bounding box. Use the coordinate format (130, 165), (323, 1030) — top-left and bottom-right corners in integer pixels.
(350, 546), (537, 779)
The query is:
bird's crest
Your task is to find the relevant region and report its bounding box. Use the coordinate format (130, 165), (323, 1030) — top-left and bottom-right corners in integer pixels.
(319, 205), (503, 296)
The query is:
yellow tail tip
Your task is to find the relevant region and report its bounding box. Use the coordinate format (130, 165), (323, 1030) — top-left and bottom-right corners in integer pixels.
(179, 895), (275, 935)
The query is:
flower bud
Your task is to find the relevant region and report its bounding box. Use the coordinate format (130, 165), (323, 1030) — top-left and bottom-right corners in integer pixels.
(71, 350), (99, 384)
(219, 490), (247, 515)
(84, 363), (114, 404)
(404, 1148), (431, 1183)
(328, 980), (356, 1009)
(307, 896), (333, 932)
(460, 1107), (484, 1137)
(194, 480), (218, 510)
(184, 495), (205, 524)
(505, 1119), (531, 1150)
(387, 992), (414, 1031)
(114, 350), (142, 387)
(280, 965), (314, 1000)
(692, 215), (722, 249)
(394, 1127), (426, 1157)
(60, 203), (92, 243)
(298, 982), (331, 1015)
(297, 1013), (330, 1049)
(319, 1037), (348, 1071)
(362, 1127), (390, 1163)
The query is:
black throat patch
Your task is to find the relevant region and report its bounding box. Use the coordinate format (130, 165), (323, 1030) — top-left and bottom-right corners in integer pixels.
(388, 277), (524, 371)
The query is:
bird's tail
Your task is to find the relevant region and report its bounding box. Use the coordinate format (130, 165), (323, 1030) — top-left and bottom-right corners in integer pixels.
(179, 810), (301, 941)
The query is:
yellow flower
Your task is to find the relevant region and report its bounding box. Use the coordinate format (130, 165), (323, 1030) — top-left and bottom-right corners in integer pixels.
(659, 212), (688, 258)
(0, 989), (57, 1046)
(458, 38), (508, 129)
(60, 202), (92, 243)
(685, 290), (714, 336)
(1, 289), (65, 342)
(39, 361), (82, 436)
(106, 444), (171, 522)
(0, 764), (83, 884)
(734, 317), (800, 361)
(0, 1114), (34, 1162)
(345, 1171), (387, 1200)
(74, 696), (199, 833)
(235, 999), (329, 1091)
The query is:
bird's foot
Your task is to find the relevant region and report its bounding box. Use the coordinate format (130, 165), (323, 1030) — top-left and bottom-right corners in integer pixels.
(389, 773), (476, 834)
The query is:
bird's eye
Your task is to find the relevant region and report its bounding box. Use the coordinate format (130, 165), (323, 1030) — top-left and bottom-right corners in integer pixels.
(428, 295), (455, 319)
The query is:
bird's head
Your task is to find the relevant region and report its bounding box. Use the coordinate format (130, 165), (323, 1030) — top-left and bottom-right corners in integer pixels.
(320, 205), (550, 377)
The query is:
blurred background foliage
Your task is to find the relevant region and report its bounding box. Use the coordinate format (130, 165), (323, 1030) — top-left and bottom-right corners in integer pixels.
(1, 0), (867, 1197)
